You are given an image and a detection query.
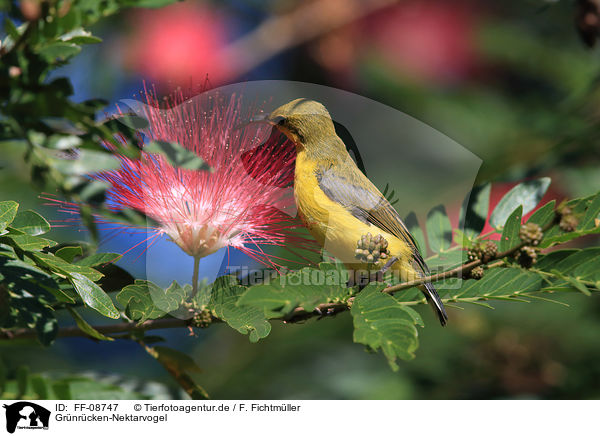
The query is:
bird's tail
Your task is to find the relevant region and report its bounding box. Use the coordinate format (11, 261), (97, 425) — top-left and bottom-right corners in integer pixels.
(418, 282), (448, 326)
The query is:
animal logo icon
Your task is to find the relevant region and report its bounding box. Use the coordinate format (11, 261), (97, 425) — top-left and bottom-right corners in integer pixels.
(3, 402), (50, 433)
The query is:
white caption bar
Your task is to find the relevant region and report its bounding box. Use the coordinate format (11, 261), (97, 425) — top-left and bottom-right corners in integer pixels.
(1, 400), (597, 435)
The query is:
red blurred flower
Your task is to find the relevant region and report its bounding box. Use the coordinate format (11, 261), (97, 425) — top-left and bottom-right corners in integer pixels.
(124, 3), (231, 86)
(367, 1), (480, 85)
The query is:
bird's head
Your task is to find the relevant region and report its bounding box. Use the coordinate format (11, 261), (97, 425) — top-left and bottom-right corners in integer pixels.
(261, 98), (337, 148)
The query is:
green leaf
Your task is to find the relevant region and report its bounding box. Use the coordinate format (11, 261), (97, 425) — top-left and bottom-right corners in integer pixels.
(144, 345), (209, 400)
(540, 194), (600, 248)
(70, 273), (120, 319)
(53, 376), (149, 400)
(537, 248), (600, 285)
(351, 284), (421, 370)
(237, 263), (351, 318)
(395, 304), (425, 327)
(540, 224), (600, 248)
(52, 381), (72, 400)
(459, 183), (491, 238)
(116, 280), (168, 323)
(0, 260), (59, 345)
(499, 205), (522, 252)
(144, 141), (212, 171)
(55, 246), (83, 263)
(151, 346), (202, 374)
(528, 200), (556, 227)
(49, 149), (121, 175)
(0, 359), (6, 396)
(441, 268), (542, 300)
(118, 279), (190, 321)
(453, 228), (472, 248)
(4, 18), (20, 40)
(580, 192), (600, 230)
(153, 281), (190, 313)
(10, 210), (50, 236)
(31, 375), (50, 400)
(38, 42), (81, 61)
(76, 252), (122, 267)
(534, 249), (577, 271)
(0, 201), (19, 233)
(76, 180), (110, 205)
(17, 366), (29, 398)
(67, 307), (114, 341)
(32, 252), (104, 281)
(35, 311), (58, 346)
(490, 178), (550, 229)
(209, 276), (271, 343)
(190, 280), (211, 308)
(117, 114), (150, 130)
(46, 286), (77, 305)
(426, 204), (452, 253)
(59, 28), (102, 44)
(46, 134), (82, 150)
(549, 269), (591, 296)
(7, 234), (57, 251)
(404, 212), (426, 254)
(426, 250), (466, 272)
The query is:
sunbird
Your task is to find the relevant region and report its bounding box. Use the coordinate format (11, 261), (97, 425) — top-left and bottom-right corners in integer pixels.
(260, 98), (448, 326)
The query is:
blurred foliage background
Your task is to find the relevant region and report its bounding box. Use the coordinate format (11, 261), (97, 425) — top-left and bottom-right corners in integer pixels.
(1, 0), (600, 399)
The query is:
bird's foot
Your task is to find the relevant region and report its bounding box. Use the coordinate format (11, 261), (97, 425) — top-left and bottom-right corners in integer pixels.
(348, 256), (399, 290)
(363, 256), (400, 290)
(379, 256), (399, 275)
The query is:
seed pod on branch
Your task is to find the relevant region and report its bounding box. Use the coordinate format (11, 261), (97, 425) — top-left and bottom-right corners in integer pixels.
(192, 310), (213, 328)
(516, 246), (538, 268)
(519, 222), (543, 246)
(559, 214), (579, 232)
(470, 266), (484, 280)
(557, 201), (572, 216)
(467, 242), (483, 262)
(482, 241), (498, 262)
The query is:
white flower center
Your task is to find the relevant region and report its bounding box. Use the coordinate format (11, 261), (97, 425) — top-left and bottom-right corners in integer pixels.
(150, 186), (247, 258)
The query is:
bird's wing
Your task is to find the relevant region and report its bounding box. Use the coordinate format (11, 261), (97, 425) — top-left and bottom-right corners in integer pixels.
(316, 160), (448, 326)
(315, 162), (430, 273)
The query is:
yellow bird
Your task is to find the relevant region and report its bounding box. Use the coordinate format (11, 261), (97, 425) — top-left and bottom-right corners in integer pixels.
(262, 98), (448, 326)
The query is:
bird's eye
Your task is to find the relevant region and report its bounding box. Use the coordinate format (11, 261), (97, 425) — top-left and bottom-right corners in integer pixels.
(273, 116), (286, 126)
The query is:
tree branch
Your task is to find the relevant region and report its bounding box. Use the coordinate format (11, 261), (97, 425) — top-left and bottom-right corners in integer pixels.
(222, 0), (398, 78)
(0, 303), (352, 341)
(0, 317), (190, 341)
(381, 219), (559, 295)
(0, 216), (573, 341)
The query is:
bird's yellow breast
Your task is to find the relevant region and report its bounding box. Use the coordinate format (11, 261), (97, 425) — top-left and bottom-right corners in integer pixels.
(294, 151), (413, 274)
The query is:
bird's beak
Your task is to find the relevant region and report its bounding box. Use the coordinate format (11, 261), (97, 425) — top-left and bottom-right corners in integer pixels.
(233, 113), (274, 131)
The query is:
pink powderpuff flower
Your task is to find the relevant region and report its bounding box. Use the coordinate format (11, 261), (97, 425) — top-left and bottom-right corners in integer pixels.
(50, 88), (314, 269)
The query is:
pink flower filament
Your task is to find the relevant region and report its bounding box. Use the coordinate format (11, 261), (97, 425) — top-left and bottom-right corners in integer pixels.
(94, 90), (304, 265)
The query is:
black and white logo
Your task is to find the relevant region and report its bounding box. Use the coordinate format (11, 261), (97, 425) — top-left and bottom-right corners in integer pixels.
(3, 402), (50, 433)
